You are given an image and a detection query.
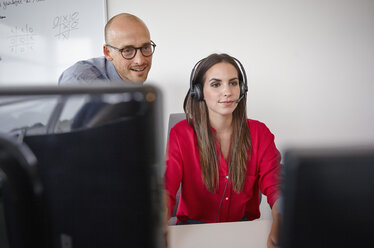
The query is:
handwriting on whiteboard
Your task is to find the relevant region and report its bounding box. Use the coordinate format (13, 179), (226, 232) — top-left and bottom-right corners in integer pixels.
(52, 11), (79, 40)
(7, 24), (36, 53)
(0, 0), (46, 10)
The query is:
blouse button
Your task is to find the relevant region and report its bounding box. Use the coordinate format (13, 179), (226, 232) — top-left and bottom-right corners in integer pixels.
(225, 197), (229, 200)
(226, 176), (229, 179)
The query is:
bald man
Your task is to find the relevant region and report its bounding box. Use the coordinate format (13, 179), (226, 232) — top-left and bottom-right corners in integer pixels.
(58, 13), (156, 85)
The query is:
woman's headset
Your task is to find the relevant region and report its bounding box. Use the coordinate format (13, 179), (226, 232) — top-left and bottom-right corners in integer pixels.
(189, 56), (248, 101)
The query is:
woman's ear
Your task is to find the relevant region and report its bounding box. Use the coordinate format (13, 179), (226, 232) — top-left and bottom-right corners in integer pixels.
(103, 45), (113, 61)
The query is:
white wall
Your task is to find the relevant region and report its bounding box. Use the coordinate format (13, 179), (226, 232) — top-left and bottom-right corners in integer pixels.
(107, 0), (374, 219)
(107, 0), (374, 150)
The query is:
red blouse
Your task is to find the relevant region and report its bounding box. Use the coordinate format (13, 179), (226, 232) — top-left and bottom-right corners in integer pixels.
(165, 119), (281, 223)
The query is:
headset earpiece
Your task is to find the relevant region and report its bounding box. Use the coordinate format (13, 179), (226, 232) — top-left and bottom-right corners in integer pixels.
(190, 58), (205, 101)
(235, 58), (248, 100)
(190, 83), (203, 101)
(239, 81), (245, 97)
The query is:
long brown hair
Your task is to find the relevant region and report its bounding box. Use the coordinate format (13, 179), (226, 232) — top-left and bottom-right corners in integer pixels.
(183, 53), (251, 193)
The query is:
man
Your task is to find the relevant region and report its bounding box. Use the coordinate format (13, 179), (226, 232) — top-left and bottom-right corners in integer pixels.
(58, 13), (155, 85)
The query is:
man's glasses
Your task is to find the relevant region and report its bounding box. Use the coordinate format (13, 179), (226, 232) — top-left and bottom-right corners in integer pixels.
(106, 41), (156, 60)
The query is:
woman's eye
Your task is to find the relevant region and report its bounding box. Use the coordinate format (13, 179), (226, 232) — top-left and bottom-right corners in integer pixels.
(230, 81), (239, 86)
(211, 82), (220, 88)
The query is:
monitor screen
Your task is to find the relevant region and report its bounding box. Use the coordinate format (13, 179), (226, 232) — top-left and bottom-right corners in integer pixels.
(0, 85), (165, 248)
(280, 147), (374, 248)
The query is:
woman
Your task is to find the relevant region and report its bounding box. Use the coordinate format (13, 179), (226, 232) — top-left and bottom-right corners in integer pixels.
(165, 53), (281, 247)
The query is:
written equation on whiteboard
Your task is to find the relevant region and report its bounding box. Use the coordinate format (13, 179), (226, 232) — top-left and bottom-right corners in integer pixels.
(7, 24), (36, 53)
(0, 0), (46, 10)
(52, 12), (79, 40)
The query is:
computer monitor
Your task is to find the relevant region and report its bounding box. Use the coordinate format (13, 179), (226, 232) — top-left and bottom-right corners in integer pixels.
(280, 147), (374, 248)
(0, 85), (165, 248)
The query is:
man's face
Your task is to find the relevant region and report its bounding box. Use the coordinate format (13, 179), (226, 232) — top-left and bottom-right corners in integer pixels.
(104, 19), (153, 83)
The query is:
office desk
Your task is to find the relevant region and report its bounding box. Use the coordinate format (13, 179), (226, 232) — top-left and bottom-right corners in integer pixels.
(168, 219), (272, 248)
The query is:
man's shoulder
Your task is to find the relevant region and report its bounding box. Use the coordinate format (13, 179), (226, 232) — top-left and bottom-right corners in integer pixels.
(63, 56), (107, 73)
(58, 56), (109, 85)
(75, 56), (107, 67)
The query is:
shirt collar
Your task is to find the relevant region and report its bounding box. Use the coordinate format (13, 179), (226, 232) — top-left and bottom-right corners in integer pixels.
(106, 59), (123, 81)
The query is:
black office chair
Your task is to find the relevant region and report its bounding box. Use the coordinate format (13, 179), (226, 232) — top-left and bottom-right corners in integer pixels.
(0, 135), (45, 248)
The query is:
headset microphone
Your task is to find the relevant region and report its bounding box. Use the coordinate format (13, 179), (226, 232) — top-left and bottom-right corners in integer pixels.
(235, 94), (245, 103)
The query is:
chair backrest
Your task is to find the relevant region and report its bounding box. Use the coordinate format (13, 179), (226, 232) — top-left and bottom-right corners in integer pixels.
(167, 113), (186, 141)
(166, 113), (185, 224)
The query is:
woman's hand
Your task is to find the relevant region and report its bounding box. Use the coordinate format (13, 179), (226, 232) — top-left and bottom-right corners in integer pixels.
(267, 199), (281, 248)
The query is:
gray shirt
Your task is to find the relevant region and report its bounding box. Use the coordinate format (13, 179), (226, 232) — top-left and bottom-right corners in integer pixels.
(58, 56), (122, 86)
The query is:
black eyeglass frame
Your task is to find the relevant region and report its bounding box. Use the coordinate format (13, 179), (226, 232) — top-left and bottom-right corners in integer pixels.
(105, 41), (156, 60)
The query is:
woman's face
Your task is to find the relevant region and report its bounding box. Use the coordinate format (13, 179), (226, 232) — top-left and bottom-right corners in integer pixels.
(202, 62), (241, 120)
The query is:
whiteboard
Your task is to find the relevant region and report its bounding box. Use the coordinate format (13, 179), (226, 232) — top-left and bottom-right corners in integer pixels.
(0, 0), (107, 85)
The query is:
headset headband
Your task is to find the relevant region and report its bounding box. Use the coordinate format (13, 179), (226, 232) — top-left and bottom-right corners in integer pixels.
(190, 55), (248, 101)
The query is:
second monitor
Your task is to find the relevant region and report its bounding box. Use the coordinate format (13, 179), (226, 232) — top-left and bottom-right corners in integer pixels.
(280, 146), (374, 248)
